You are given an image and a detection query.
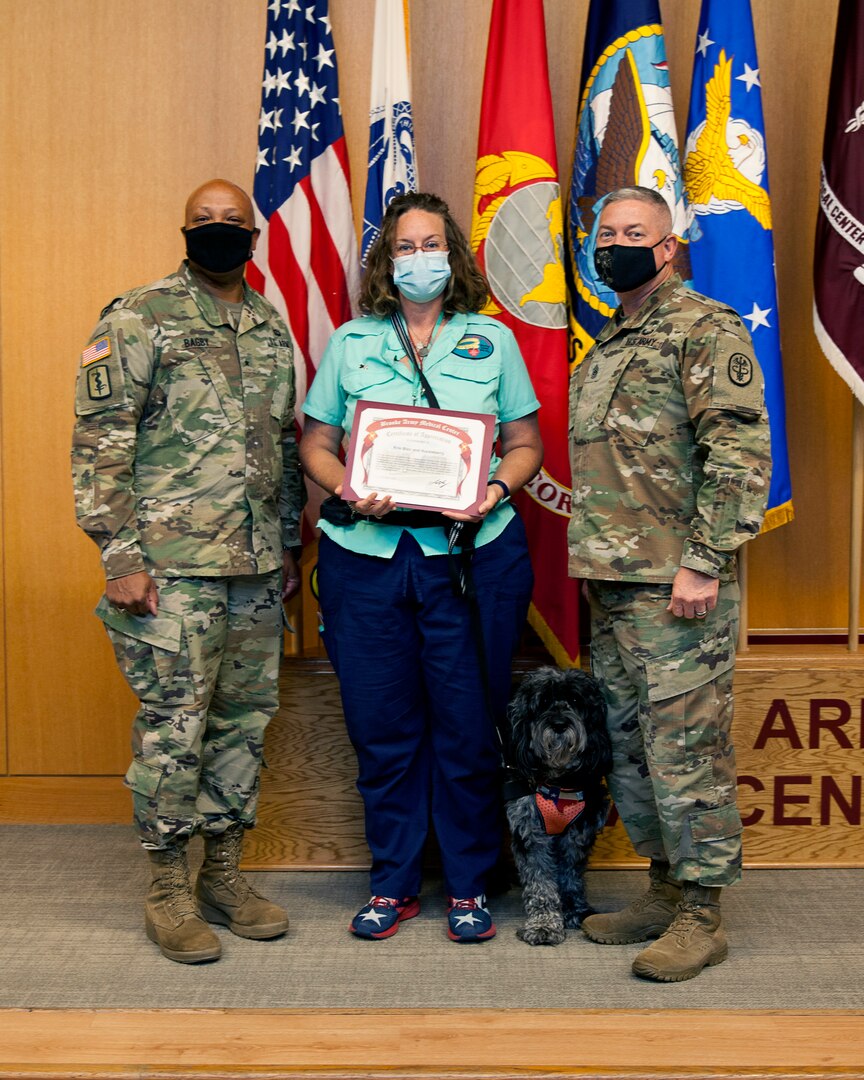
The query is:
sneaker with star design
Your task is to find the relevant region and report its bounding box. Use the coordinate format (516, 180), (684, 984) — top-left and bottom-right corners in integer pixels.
(447, 894), (496, 942)
(349, 895), (420, 939)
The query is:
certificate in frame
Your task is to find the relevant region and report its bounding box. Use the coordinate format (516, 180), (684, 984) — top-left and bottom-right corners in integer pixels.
(342, 401), (496, 516)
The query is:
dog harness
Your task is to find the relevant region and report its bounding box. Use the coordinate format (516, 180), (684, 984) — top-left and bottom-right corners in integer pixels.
(534, 784), (586, 835)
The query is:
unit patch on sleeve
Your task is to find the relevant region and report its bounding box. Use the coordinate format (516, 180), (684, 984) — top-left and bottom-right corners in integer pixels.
(453, 334), (494, 359)
(75, 328), (128, 415)
(86, 364), (112, 400)
(728, 353), (753, 386)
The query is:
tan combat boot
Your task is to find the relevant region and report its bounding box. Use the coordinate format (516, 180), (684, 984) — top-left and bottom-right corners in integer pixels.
(145, 845), (222, 964)
(582, 859), (681, 944)
(631, 882), (727, 982)
(195, 824), (289, 939)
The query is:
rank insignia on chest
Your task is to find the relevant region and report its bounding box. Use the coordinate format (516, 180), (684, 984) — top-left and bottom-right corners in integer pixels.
(453, 334), (493, 359)
(86, 364), (112, 400)
(81, 336), (111, 367)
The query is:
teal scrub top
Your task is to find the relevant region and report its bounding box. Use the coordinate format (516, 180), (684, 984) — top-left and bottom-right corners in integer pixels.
(302, 311), (541, 558)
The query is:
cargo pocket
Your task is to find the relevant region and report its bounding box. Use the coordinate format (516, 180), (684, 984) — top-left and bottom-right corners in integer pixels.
(642, 619), (736, 765)
(96, 597), (195, 706)
(687, 802), (742, 869)
(124, 758), (163, 799)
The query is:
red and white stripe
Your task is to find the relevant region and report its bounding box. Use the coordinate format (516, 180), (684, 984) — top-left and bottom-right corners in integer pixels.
(249, 138), (359, 411)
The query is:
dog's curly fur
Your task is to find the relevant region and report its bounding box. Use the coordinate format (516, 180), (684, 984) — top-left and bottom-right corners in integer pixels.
(505, 666), (612, 946)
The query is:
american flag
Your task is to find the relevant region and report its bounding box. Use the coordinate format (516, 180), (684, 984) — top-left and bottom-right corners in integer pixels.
(81, 336), (111, 366)
(248, 0), (359, 409)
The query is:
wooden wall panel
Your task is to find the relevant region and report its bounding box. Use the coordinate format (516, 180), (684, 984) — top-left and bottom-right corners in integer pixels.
(0, 0), (267, 774)
(0, 1), (860, 788)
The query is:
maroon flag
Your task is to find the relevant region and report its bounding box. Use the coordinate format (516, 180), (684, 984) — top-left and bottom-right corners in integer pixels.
(813, 0), (864, 403)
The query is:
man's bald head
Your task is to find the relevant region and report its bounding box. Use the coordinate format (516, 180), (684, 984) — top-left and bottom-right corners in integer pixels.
(184, 179), (257, 231)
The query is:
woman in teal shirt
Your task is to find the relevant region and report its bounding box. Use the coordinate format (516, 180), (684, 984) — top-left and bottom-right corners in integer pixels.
(300, 192), (542, 943)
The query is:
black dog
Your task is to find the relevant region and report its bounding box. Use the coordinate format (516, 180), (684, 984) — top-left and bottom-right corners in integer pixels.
(504, 666), (612, 946)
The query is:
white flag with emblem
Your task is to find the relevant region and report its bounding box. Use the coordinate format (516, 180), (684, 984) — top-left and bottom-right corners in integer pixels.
(361, 0), (418, 262)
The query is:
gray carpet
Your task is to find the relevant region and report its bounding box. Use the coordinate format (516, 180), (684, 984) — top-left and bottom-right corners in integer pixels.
(1, 825), (861, 1009)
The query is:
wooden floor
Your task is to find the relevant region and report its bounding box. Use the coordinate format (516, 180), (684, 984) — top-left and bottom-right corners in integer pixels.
(1, 1008), (862, 1079)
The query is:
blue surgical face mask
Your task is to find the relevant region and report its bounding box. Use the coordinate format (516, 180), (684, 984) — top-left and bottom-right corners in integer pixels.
(391, 251), (452, 303)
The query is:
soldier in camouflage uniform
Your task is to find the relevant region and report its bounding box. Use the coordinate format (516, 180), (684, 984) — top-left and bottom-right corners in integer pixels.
(72, 179), (304, 964)
(569, 187), (772, 982)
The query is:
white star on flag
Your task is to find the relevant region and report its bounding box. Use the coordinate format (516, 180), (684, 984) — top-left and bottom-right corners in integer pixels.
(696, 28), (715, 57)
(736, 62), (761, 91)
(744, 302), (772, 331)
(283, 146), (303, 171)
(250, 0), (359, 415)
(315, 43), (334, 69)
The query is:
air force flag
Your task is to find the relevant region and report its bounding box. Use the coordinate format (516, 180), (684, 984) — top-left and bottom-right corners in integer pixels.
(361, 0), (418, 262)
(684, 0), (793, 530)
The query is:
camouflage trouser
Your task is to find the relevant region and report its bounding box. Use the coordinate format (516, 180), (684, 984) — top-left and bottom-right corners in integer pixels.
(587, 579), (742, 887)
(98, 571), (282, 850)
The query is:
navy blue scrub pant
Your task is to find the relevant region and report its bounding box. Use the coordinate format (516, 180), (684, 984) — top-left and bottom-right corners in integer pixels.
(317, 516), (533, 899)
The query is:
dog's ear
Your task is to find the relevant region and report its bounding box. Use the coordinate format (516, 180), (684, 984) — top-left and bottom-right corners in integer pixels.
(563, 669), (608, 720)
(564, 669), (613, 775)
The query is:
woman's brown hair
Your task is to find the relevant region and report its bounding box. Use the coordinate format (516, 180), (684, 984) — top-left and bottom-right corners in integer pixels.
(358, 192), (489, 317)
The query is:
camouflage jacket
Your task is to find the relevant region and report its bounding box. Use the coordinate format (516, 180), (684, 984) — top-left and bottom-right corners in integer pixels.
(72, 262), (303, 579)
(568, 275), (772, 583)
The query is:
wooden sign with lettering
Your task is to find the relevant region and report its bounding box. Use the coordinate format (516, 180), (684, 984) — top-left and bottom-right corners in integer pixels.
(588, 649), (864, 869)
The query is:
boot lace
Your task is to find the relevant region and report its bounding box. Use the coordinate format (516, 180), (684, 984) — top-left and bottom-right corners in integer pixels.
(160, 854), (198, 920)
(663, 906), (703, 943)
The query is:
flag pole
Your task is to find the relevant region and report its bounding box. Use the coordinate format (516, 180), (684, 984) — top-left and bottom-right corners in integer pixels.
(737, 546), (749, 654)
(849, 398), (864, 652)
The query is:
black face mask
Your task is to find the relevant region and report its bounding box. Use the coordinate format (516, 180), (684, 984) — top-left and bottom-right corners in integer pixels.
(594, 235), (668, 293)
(184, 223), (255, 274)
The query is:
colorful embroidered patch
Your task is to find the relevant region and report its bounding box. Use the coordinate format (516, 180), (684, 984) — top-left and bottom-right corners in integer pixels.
(81, 336), (111, 367)
(453, 334), (493, 359)
(86, 364), (112, 400)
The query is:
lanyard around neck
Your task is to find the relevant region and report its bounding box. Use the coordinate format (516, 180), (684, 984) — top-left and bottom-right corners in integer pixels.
(390, 312), (441, 409)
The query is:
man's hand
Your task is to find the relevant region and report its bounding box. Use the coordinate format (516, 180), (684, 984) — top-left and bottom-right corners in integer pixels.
(106, 571), (159, 616)
(667, 567), (719, 620)
(282, 549), (301, 601)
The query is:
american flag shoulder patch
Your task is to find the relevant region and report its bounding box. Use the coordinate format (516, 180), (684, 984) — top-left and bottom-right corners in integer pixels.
(81, 336), (111, 367)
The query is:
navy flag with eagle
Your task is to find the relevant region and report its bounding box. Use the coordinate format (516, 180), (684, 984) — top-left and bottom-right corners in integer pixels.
(567, 0), (692, 370)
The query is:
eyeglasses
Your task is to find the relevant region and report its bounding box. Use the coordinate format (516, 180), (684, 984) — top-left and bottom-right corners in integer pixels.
(392, 240), (449, 258)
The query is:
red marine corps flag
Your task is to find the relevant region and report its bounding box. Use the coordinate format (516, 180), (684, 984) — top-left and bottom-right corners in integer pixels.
(471, 0), (580, 666)
(814, 0), (864, 404)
